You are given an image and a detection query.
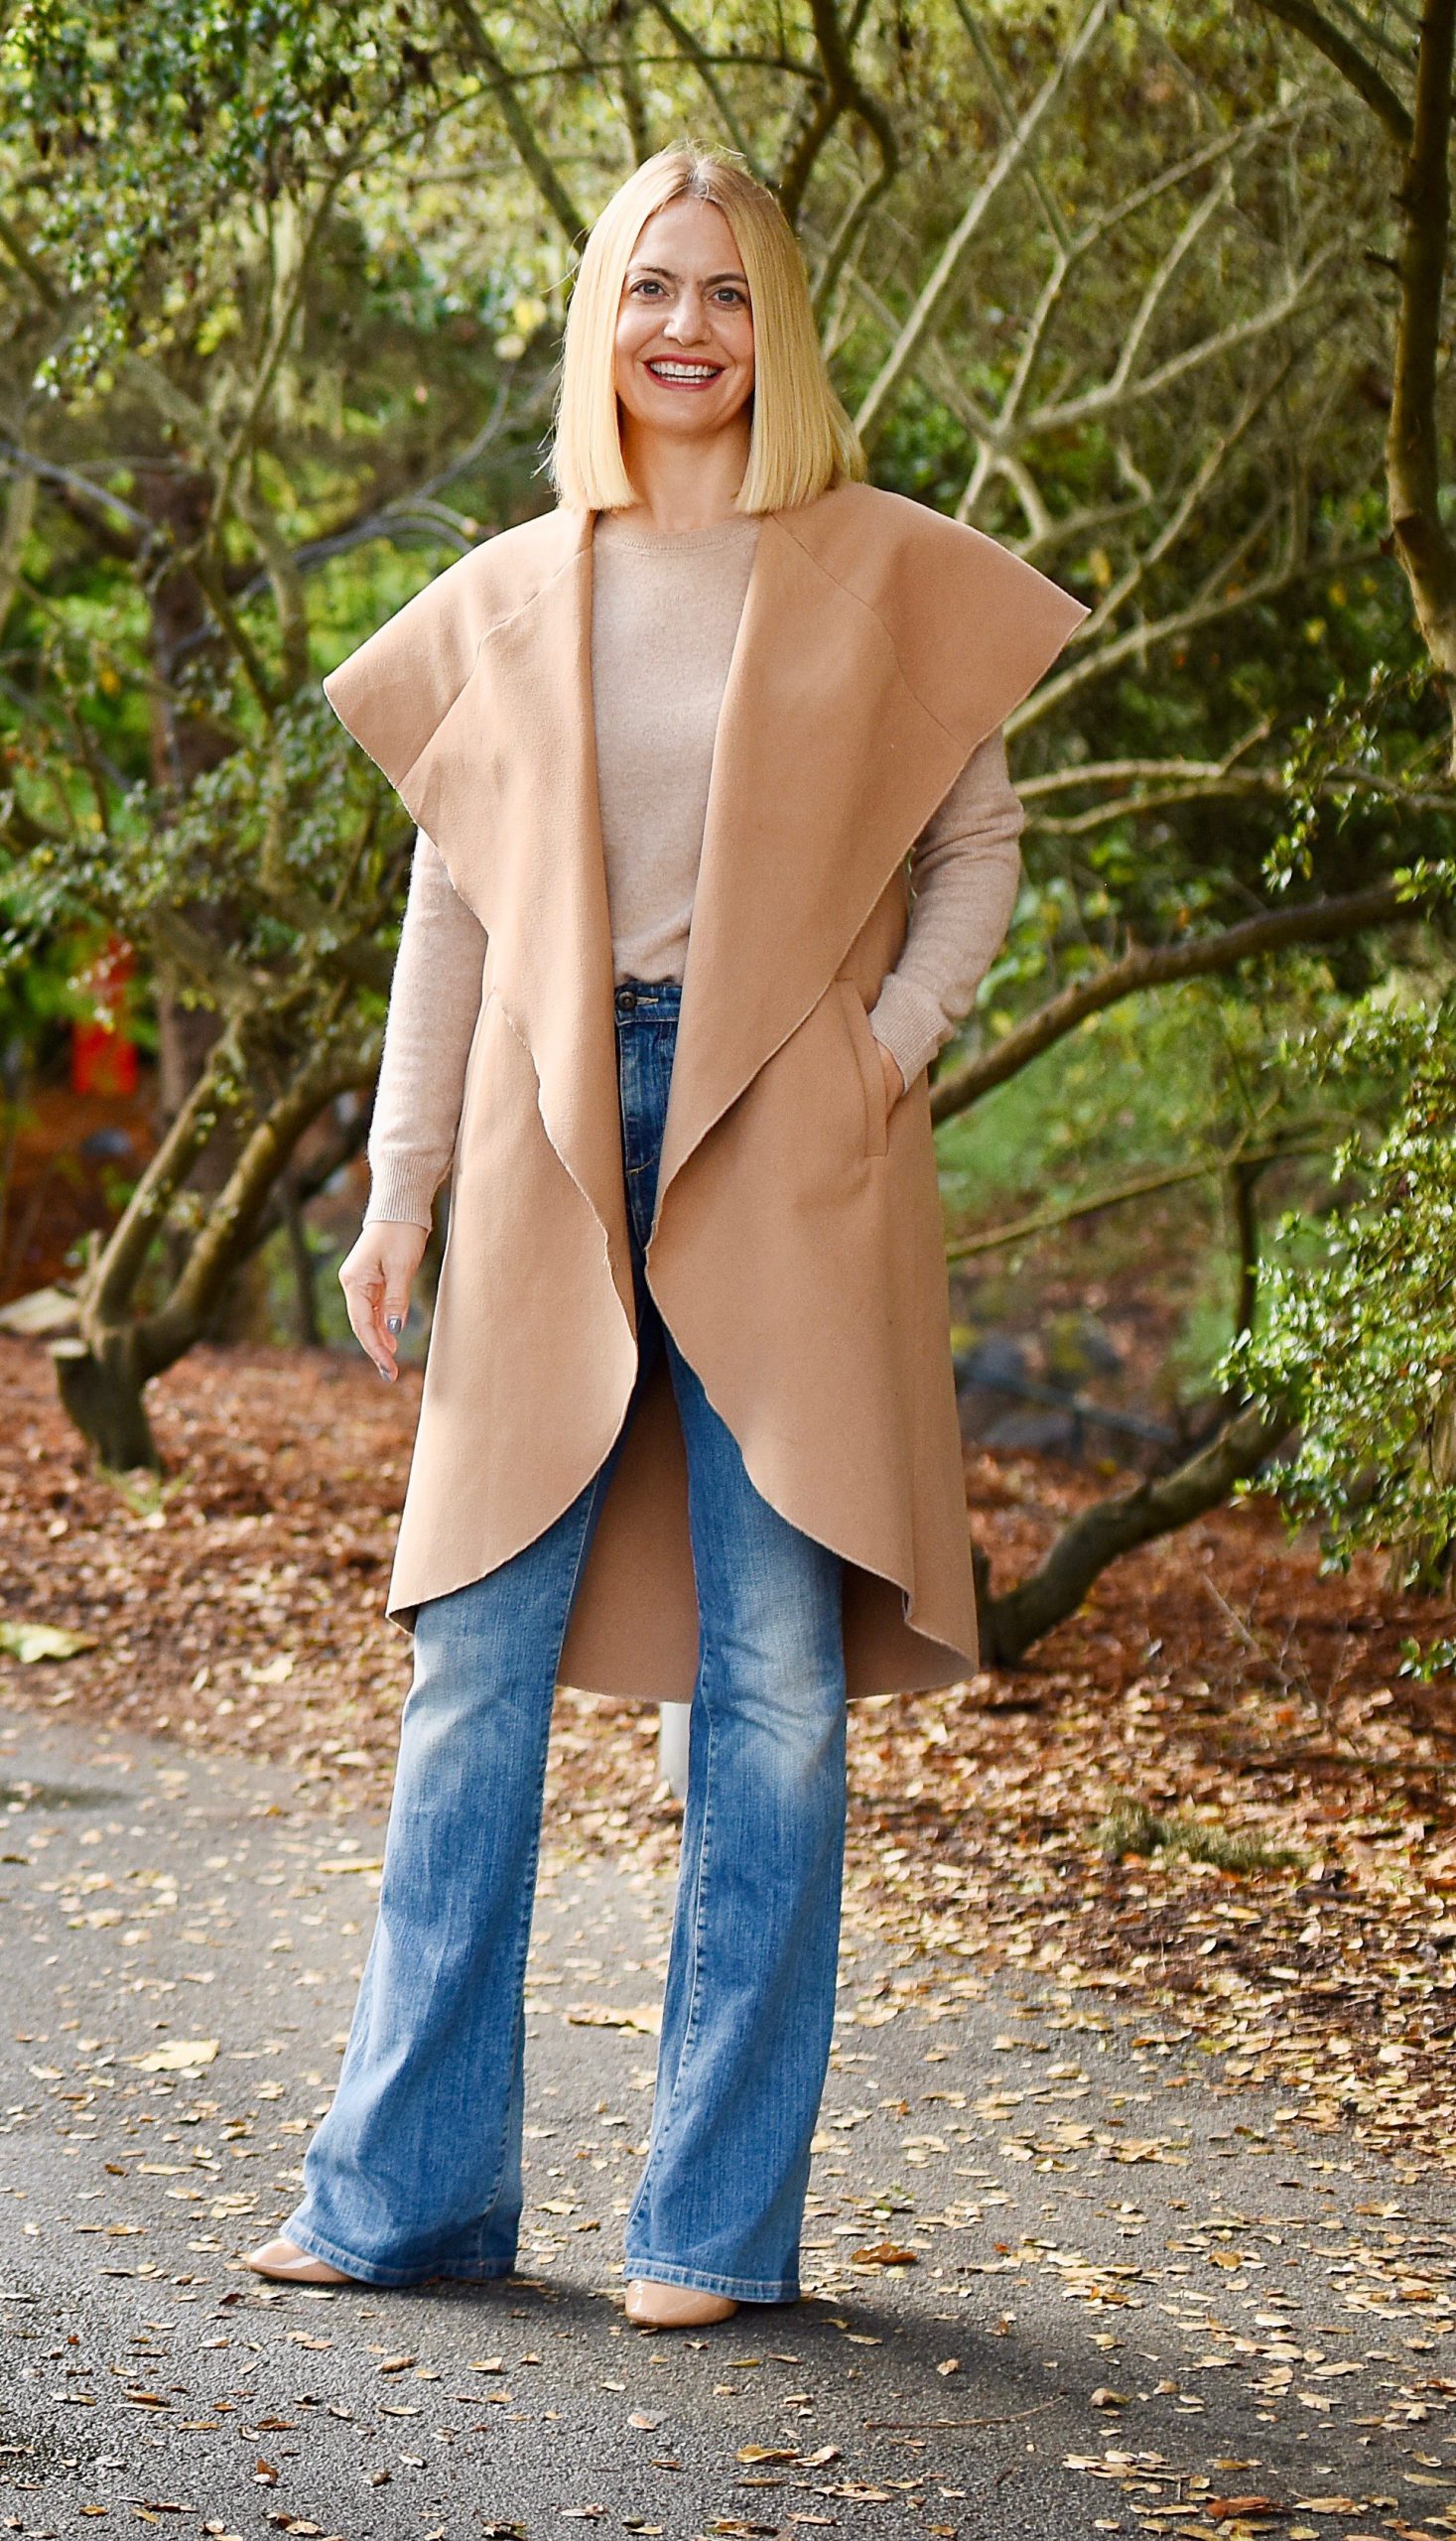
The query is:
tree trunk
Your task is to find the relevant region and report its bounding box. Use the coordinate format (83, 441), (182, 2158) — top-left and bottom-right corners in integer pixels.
(137, 459), (251, 1266)
(1386, 0), (1456, 760)
(51, 1331), (160, 1472)
(977, 1401), (1291, 1667)
(282, 1176), (323, 1349)
(50, 1043), (374, 1470)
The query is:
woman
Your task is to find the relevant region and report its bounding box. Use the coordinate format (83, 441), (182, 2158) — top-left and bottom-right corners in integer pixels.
(245, 144), (1085, 2322)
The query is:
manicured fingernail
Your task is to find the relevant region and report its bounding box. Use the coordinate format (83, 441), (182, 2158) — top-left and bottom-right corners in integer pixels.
(376, 1363), (391, 1381)
(386, 1314), (404, 1335)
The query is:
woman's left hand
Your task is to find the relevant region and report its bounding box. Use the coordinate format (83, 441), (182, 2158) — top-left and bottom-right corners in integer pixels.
(876, 1036), (903, 1116)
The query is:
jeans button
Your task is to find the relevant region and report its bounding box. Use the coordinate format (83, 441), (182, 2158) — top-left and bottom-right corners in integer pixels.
(616, 987), (636, 1010)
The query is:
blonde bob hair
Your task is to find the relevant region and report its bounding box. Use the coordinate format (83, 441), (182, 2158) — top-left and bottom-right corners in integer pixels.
(547, 143), (866, 516)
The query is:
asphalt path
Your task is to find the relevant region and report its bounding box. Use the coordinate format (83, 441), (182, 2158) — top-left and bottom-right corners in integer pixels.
(2, 1693), (1452, 2541)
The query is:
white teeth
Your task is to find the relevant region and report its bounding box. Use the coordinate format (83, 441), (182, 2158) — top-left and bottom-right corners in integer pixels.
(648, 361), (720, 379)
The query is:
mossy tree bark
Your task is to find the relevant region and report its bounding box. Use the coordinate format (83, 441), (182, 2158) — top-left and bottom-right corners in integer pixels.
(51, 1036), (373, 1474)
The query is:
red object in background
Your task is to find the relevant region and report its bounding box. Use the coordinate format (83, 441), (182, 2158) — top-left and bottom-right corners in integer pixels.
(70, 933), (138, 1098)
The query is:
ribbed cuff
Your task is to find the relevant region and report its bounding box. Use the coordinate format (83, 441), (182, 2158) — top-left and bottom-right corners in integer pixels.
(362, 1158), (440, 1233)
(865, 975), (950, 1093)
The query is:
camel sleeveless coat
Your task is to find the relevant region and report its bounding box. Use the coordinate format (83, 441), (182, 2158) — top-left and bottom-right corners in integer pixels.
(324, 479), (1087, 1701)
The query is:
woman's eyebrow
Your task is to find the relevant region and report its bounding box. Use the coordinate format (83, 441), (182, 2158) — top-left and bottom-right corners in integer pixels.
(626, 261), (748, 287)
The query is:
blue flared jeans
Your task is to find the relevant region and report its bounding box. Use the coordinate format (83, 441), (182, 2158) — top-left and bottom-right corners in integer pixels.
(282, 977), (849, 2298)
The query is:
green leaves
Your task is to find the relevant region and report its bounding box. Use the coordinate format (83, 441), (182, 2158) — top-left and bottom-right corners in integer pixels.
(1263, 657), (1443, 898)
(5, 2), (424, 386)
(1223, 989), (1456, 1601)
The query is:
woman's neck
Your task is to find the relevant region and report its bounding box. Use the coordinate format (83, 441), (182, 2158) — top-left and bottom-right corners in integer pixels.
(615, 414), (751, 533)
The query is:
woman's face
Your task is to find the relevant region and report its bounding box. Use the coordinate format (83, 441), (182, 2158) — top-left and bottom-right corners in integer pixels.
(613, 195), (755, 451)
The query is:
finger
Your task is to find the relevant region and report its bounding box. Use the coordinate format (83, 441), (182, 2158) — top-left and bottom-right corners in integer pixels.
(341, 1263), (395, 1381)
(380, 1273), (412, 1352)
(359, 1302), (396, 1381)
(370, 1279), (413, 1375)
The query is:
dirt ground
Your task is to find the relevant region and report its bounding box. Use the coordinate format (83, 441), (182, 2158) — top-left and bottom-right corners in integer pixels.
(0, 1077), (159, 1304)
(3, 1330), (1454, 2174)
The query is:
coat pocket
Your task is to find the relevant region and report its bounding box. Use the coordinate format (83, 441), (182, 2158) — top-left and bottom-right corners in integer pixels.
(835, 976), (890, 1159)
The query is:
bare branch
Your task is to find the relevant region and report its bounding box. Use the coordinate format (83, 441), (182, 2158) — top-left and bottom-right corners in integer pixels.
(442, 0), (590, 248)
(91, 1040), (236, 1326)
(1255, 0), (1414, 144)
(140, 1041), (376, 1370)
(980, 1402), (1291, 1665)
(0, 442), (152, 549)
(929, 880), (1409, 1127)
(853, 0), (1113, 445)
(1387, 0), (1456, 742)
(1018, 243), (1339, 440)
(949, 0), (1073, 253)
(809, 0), (897, 183)
(646, 0), (767, 174)
(1014, 534), (1371, 732)
(946, 1137), (1329, 1264)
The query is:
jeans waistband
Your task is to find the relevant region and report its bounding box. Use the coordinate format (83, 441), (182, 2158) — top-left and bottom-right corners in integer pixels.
(614, 977), (682, 1017)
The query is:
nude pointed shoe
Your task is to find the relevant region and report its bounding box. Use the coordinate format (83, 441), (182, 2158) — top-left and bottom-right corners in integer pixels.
(241, 2235), (359, 2285)
(623, 2277), (738, 2327)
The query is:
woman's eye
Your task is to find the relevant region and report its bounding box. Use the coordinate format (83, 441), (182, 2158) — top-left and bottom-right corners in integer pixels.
(626, 279), (745, 307)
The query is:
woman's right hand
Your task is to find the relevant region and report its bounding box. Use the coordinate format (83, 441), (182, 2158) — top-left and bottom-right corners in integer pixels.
(338, 1219), (430, 1382)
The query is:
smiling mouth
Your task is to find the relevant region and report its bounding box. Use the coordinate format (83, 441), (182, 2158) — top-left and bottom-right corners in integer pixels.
(644, 358), (725, 384)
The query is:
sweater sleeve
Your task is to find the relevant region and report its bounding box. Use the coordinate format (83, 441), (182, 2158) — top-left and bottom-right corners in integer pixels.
(364, 829), (488, 1231)
(864, 725), (1025, 1094)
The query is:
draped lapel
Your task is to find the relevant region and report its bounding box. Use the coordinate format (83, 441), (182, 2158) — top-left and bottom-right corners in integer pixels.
(420, 506), (629, 1304)
(327, 502), (631, 1312)
(655, 499), (975, 1216)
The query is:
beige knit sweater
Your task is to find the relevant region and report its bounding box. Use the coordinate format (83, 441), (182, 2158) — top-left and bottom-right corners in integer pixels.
(365, 505), (1026, 1230)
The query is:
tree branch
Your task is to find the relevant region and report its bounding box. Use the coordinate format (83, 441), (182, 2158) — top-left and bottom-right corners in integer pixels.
(949, 0), (1074, 252)
(91, 1040), (236, 1326)
(1017, 243), (1339, 440)
(442, 0), (591, 249)
(1388, 0), (1456, 744)
(644, 0), (766, 173)
(853, 0), (1113, 445)
(1255, 0), (1414, 144)
(139, 1042), (376, 1370)
(945, 1137), (1329, 1264)
(0, 441), (152, 552)
(929, 880), (1410, 1127)
(979, 1402), (1291, 1665)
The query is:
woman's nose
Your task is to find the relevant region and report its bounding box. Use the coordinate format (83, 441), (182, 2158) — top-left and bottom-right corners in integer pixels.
(663, 294), (711, 342)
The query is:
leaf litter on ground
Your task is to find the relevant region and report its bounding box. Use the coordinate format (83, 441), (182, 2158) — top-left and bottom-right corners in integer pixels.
(3, 1330), (1456, 2180)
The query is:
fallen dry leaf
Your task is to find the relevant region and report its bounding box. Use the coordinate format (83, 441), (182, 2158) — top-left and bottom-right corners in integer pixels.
(124, 2041), (219, 2073)
(566, 2003), (661, 2036)
(0, 1617), (99, 1662)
